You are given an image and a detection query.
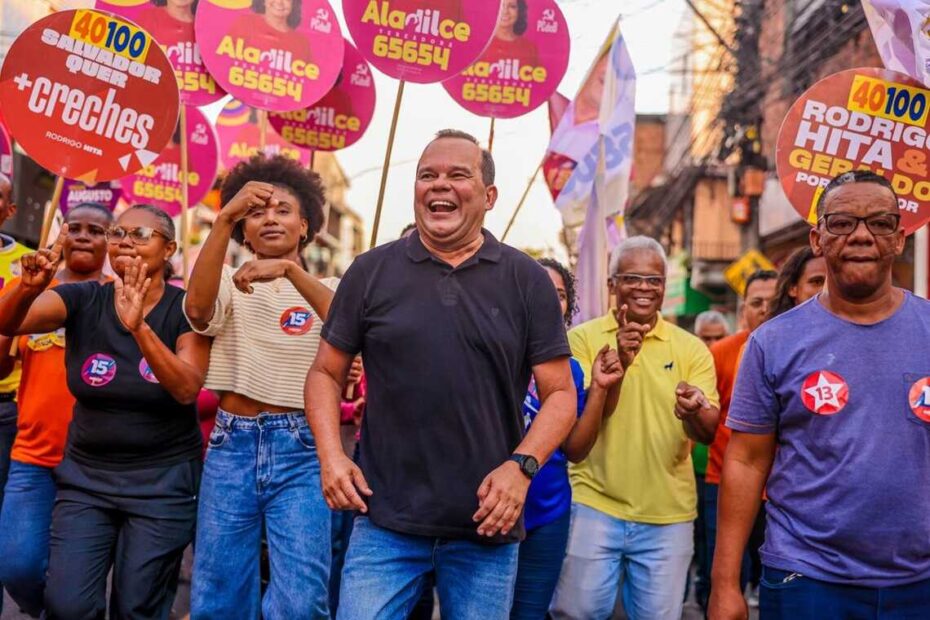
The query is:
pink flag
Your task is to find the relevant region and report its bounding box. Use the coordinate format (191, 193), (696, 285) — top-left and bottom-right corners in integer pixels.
(547, 92), (571, 134)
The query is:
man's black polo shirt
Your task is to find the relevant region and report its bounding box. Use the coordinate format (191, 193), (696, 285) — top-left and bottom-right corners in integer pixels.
(322, 230), (570, 543)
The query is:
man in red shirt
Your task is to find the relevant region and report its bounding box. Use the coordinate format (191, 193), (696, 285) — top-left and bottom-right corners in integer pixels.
(705, 269), (777, 605)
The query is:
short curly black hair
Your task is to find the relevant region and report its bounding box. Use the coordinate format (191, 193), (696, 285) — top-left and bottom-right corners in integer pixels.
(220, 154), (326, 250)
(538, 258), (577, 327)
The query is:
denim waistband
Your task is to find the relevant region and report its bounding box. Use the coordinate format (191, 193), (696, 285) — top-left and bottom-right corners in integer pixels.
(216, 408), (307, 430)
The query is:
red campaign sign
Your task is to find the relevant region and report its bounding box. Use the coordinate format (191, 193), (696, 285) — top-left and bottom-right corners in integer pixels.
(216, 98), (311, 170)
(196, 0), (344, 112)
(909, 376), (930, 423)
(443, 0), (569, 119)
(59, 180), (123, 214)
(800, 370), (849, 416)
(0, 9), (180, 183)
(343, 0), (501, 83)
(121, 105), (220, 216)
(0, 122), (12, 178)
(96, 0), (226, 106)
(776, 67), (930, 235)
(268, 39), (376, 151)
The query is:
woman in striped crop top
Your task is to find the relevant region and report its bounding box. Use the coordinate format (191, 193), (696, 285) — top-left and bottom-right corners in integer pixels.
(184, 154), (337, 619)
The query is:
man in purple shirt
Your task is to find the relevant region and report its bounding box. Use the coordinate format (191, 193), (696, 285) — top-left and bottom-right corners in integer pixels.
(709, 170), (930, 619)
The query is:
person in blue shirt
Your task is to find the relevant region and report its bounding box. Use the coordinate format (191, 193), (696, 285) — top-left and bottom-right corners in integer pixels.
(510, 258), (624, 619)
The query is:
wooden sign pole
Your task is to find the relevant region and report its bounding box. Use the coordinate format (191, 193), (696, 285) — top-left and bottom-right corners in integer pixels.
(368, 80), (406, 249)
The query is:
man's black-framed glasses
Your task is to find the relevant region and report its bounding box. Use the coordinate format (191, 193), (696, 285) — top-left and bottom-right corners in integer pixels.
(612, 273), (666, 288)
(818, 213), (901, 236)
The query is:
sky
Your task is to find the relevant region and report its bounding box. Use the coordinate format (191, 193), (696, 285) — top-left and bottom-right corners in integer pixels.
(328, 0), (688, 255)
(197, 0), (689, 255)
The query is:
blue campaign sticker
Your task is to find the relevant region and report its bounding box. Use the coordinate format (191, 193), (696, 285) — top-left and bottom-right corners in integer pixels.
(280, 306), (313, 335)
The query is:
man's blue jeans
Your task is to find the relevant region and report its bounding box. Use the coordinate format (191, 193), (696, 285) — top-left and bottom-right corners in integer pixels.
(0, 400), (17, 617)
(760, 566), (930, 618)
(511, 510), (571, 619)
(191, 410), (332, 619)
(0, 460), (56, 617)
(337, 517), (519, 620)
(550, 503), (693, 620)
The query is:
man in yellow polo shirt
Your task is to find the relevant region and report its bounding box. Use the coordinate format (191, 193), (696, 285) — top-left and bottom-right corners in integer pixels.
(0, 173), (32, 537)
(551, 236), (719, 620)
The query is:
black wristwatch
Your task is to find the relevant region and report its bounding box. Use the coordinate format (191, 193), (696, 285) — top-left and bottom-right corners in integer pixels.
(509, 454), (540, 480)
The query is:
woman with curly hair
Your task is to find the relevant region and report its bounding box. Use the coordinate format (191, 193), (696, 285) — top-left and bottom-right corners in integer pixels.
(510, 258), (623, 619)
(185, 154), (336, 618)
(767, 246), (826, 320)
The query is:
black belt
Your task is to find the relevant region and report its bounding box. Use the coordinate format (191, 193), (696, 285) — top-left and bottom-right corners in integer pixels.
(0, 392), (15, 403)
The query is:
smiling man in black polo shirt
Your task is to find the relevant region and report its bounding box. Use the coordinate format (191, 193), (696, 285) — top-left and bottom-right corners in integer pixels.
(306, 129), (577, 619)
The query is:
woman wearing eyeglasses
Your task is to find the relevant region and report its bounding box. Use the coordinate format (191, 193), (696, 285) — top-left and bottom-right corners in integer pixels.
(510, 259), (623, 619)
(0, 203), (111, 617)
(184, 154), (336, 619)
(0, 203), (211, 619)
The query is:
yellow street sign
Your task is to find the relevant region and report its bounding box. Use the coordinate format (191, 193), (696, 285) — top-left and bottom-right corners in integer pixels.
(724, 249), (776, 296)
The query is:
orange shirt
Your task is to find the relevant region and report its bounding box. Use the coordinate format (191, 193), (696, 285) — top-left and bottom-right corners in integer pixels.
(8, 277), (101, 468)
(705, 330), (749, 485)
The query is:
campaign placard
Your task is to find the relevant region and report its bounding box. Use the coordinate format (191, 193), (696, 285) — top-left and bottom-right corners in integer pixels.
(0, 9), (180, 182)
(343, 0), (501, 83)
(59, 180), (122, 214)
(216, 98), (311, 169)
(0, 122), (12, 178)
(268, 39), (376, 151)
(121, 105), (219, 215)
(443, 0), (569, 118)
(96, 0), (225, 106)
(196, 0), (344, 112)
(776, 67), (930, 234)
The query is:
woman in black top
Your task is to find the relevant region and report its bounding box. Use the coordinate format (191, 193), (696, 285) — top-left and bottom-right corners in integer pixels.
(0, 204), (210, 620)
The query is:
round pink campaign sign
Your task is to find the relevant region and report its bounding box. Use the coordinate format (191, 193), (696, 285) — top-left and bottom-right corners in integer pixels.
(216, 98), (311, 170)
(343, 0), (501, 83)
(95, 0), (225, 106)
(443, 0), (569, 118)
(196, 0), (345, 112)
(121, 105), (219, 216)
(269, 39), (376, 151)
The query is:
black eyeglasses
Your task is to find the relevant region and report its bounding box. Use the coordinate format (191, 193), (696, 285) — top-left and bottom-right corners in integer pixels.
(819, 213), (901, 236)
(612, 273), (666, 288)
(106, 226), (171, 245)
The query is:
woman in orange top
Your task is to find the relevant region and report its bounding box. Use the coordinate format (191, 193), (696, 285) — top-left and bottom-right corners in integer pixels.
(0, 203), (111, 617)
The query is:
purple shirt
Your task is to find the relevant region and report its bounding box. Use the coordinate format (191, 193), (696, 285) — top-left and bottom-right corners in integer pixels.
(727, 292), (930, 587)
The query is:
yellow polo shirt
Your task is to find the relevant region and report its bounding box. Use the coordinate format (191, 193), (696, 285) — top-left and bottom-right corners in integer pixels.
(0, 235), (32, 396)
(568, 312), (719, 524)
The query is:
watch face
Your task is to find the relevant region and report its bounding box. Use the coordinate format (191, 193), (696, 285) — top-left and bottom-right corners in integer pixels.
(524, 456), (540, 477)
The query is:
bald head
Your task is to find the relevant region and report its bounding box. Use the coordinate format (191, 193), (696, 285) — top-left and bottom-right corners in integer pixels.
(0, 172), (15, 226)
